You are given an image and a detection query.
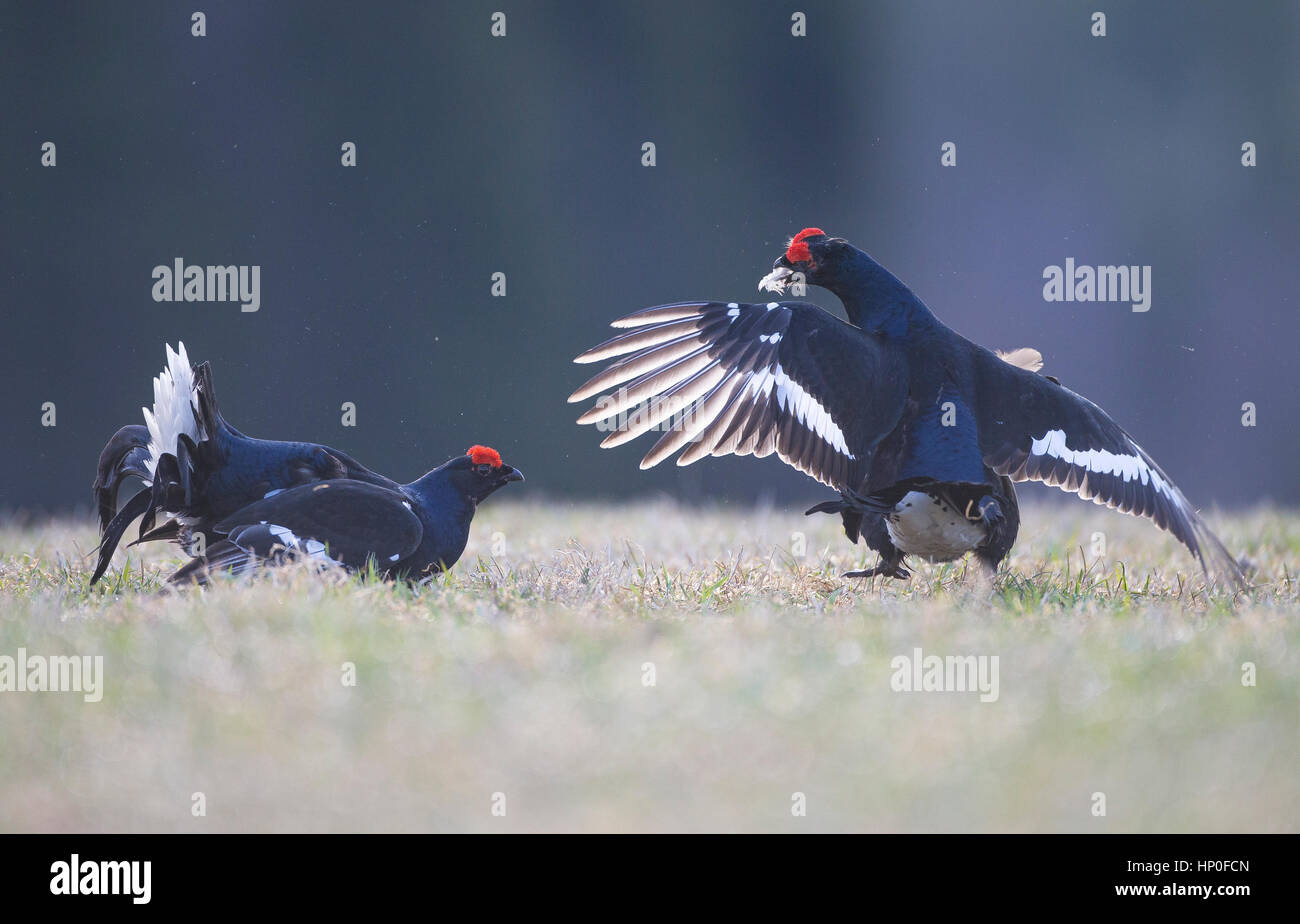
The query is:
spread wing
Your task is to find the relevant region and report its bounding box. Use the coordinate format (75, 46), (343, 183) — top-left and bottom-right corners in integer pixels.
(569, 301), (907, 490)
(974, 350), (1244, 586)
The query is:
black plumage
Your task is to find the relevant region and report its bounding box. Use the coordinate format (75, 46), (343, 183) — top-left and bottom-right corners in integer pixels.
(91, 344), (522, 585)
(570, 229), (1244, 587)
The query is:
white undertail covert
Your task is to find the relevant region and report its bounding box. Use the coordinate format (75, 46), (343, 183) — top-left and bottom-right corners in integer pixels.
(141, 342), (201, 482)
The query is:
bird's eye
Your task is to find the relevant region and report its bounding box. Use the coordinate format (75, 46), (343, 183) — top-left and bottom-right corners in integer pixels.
(476, 464), (492, 476)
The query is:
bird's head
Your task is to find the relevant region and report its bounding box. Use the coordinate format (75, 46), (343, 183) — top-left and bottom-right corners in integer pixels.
(444, 445), (524, 503)
(758, 227), (856, 295)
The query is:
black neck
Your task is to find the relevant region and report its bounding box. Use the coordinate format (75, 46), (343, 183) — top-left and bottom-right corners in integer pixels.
(406, 468), (474, 518)
(831, 248), (935, 337)
(403, 468), (476, 566)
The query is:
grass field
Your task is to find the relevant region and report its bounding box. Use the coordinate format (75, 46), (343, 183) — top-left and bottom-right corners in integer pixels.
(1, 499), (1297, 832)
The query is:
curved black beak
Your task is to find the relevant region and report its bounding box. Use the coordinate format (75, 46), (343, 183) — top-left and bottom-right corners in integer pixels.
(500, 465), (524, 484)
(758, 256), (798, 293)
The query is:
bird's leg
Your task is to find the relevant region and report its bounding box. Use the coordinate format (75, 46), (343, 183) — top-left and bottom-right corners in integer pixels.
(963, 555), (1000, 599)
(843, 554), (910, 580)
(966, 494), (1005, 528)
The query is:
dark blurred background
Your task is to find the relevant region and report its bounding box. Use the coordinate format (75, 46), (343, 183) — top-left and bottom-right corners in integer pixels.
(3, 0), (1297, 515)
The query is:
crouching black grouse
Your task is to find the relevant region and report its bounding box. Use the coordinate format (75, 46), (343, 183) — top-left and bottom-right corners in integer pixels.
(569, 228), (1244, 587)
(92, 344), (522, 585)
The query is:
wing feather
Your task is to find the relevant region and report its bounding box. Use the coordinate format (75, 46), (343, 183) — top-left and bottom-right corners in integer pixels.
(573, 301), (906, 490)
(975, 350), (1244, 587)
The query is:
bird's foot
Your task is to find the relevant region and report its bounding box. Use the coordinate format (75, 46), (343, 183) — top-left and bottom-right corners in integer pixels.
(843, 561), (911, 580)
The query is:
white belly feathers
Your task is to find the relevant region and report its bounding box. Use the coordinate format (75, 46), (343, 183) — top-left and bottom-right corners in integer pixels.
(884, 491), (987, 562)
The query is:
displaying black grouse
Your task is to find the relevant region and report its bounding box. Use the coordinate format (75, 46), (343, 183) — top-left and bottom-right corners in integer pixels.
(92, 344), (522, 585)
(569, 228), (1244, 586)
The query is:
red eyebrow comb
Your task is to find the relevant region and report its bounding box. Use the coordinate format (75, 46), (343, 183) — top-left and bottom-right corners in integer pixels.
(467, 445), (502, 467)
(786, 227), (825, 263)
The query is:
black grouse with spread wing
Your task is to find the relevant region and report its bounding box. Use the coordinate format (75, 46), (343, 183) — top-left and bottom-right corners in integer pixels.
(569, 229), (1243, 586)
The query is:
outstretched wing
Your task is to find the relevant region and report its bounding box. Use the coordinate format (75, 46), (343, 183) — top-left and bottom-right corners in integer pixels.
(171, 480), (424, 582)
(974, 350), (1244, 586)
(569, 301), (907, 490)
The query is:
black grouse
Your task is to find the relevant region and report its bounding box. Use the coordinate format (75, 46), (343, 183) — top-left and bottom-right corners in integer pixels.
(92, 344), (522, 585)
(569, 228), (1243, 587)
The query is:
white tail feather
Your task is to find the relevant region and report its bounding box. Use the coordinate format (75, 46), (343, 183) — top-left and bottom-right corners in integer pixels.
(142, 342), (201, 480)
